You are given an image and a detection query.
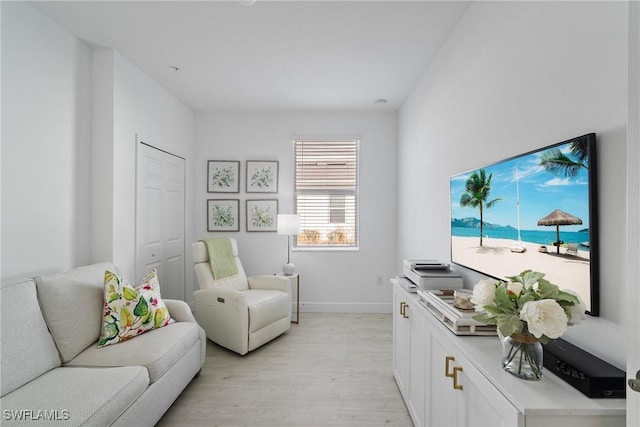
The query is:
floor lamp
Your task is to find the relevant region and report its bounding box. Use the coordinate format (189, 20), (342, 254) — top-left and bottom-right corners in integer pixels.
(277, 214), (300, 275)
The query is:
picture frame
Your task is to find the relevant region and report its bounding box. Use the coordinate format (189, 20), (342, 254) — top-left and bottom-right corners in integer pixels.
(246, 160), (278, 193)
(207, 199), (240, 232)
(246, 199), (278, 232)
(208, 160), (240, 193)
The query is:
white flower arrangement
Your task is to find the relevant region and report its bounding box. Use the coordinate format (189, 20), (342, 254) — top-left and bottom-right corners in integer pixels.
(472, 270), (586, 344)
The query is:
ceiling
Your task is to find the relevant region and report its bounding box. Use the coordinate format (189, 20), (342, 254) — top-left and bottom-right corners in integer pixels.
(32, 1), (470, 112)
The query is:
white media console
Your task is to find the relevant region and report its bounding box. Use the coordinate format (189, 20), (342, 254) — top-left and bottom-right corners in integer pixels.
(392, 279), (625, 427)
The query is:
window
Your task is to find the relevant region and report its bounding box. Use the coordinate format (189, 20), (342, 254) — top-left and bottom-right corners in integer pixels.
(294, 140), (359, 249)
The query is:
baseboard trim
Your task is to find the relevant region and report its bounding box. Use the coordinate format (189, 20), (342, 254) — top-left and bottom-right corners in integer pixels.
(296, 302), (392, 313)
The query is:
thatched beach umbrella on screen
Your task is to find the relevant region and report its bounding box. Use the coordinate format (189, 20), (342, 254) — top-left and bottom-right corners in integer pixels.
(537, 209), (583, 254)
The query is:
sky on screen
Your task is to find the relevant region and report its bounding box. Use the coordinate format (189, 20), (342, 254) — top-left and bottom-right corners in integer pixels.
(450, 143), (590, 232)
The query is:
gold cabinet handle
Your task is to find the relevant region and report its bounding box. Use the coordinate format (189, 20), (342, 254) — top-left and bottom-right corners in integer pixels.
(399, 301), (409, 319)
(445, 356), (455, 377)
(453, 366), (463, 390)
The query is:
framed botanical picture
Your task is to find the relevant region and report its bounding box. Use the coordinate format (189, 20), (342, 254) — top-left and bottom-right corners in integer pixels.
(207, 199), (240, 232)
(208, 160), (240, 193)
(246, 160), (278, 193)
(246, 199), (278, 232)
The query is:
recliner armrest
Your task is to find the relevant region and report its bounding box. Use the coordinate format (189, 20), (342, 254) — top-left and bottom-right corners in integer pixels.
(248, 275), (291, 294)
(193, 286), (247, 312)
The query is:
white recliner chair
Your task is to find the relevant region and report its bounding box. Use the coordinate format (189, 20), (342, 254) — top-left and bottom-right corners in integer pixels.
(192, 239), (292, 355)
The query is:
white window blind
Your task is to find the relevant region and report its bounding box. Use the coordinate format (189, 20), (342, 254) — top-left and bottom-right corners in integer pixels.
(294, 140), (359, 249)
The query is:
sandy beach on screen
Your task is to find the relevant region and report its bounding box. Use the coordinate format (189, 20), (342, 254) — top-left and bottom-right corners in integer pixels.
(452, 236), (591, 310)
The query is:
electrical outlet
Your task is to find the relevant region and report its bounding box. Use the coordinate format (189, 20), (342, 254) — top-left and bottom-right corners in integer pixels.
(376, 276), (383, 286)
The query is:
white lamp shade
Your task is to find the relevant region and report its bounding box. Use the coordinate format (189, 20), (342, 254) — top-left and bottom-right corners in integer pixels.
(277, 214), (300, 236)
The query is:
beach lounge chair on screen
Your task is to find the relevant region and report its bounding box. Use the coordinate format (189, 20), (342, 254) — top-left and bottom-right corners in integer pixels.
(566, 243), (579, 256)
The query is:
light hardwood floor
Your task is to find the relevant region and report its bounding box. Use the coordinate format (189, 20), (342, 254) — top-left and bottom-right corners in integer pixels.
(157, 313), (412, 427)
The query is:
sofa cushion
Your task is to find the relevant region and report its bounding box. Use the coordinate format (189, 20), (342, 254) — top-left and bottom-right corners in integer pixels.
(67, 322), (200, 384)
(0, 280), (61, 397)
(35, 262), (117, 363)
(0, 366), (148, 426)
(99, 270), (174, 347)
(246, 289), (291, 333)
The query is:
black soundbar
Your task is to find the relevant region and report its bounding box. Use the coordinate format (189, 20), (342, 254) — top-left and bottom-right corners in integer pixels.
(543, 338), (626, 398)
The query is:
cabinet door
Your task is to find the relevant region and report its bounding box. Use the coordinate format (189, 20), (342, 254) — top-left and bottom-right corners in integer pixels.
(426, 321), (522, 427)
(407, 300), (427, 427)
(455, 350), (522, 427)
(392, 286), (409, 399)
(426, 325), (458, 426)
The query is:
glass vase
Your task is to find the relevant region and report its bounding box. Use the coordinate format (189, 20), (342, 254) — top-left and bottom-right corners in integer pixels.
(498, 330), (543, 381)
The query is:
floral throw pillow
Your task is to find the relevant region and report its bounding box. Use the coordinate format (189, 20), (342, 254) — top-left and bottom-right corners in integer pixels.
(98, 269), (174, 348)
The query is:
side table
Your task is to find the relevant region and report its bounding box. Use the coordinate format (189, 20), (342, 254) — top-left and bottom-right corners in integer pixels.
(275, 273), (300, 324)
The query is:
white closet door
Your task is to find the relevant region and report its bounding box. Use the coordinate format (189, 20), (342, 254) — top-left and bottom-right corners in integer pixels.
(136, 142), (185, 301)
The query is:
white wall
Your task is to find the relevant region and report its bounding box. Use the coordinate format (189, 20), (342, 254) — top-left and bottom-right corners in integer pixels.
(195, 112), (397, 312)
(2, 3), (196, 304)
(398, 1), (628, 368)
(1, 1), (92, 278)
(92, 49), (196, 299)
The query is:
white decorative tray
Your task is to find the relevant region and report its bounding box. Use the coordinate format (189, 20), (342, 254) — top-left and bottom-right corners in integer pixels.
(416, 289), (497, 336)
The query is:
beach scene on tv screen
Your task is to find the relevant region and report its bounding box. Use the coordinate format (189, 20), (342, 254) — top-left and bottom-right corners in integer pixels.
(450, 137), (593, 312)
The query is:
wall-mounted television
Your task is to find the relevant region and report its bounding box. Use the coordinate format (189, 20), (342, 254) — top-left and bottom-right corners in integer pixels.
(450, 133), (598, 315)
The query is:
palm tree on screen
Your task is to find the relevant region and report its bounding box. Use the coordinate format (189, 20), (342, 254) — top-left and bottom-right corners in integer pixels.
(459, 169), (502, 247)
(539, 138), (588, 178)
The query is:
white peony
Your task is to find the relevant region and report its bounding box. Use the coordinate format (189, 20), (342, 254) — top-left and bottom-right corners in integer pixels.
(520, 299), (568, 339)
(506, 280), (523, 297)
(471, 279), (499, 307)
(564, 289), (587, 325)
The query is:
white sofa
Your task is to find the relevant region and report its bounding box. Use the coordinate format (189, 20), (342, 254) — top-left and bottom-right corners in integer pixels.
(193, 240), (291, 355)
(0, 262), (206, 426)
